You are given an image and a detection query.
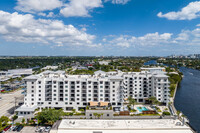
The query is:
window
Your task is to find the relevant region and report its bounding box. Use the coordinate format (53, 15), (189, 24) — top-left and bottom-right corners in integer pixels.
(39, 86), (41, 88)
(100, 90), (103, 92)
(32, 86), (34, 88)
(54, 94), (56, 96)
(65, 98), (68, 100)
(55, 102), (58, 105)
(65, 102), (68, 105)
(31, 90), (34, 93)
(54, 85), (56, 88)
(32, 82), (34, 84)
(112, 90), (115, 92)
(65, 90), (68, 92)
(39, 90), (41, 92)
(113, 86), (115, 88)
(65, 85), (68, 88)
(77, 90), (80, 92)
(31, 99), (34, 101)
(107, 114), (109, 117)
(65, 94), (68, 96)
(39, 94), (41, 96)
(113, 82), (115, 84)
(54, 90), (56, 92)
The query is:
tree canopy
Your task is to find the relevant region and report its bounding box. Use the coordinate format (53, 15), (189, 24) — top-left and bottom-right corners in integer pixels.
(35, 108), (64, 125)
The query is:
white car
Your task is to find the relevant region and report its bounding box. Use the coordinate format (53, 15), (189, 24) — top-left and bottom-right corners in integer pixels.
(9, 126), (15, 131)
(39, 127), (45, 132)
(35, 127), (40, 132)
(44, 126), (51, 132)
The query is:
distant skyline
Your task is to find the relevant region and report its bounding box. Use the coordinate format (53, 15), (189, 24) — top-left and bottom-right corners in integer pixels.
(0, 0), (200, 56)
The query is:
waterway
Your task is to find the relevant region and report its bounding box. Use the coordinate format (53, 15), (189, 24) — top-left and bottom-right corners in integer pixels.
(144, 60), (200, 132)
(174, 67), (200, 132)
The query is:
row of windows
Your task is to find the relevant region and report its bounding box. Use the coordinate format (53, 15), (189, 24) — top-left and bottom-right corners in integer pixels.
(38, 81), (115, 84)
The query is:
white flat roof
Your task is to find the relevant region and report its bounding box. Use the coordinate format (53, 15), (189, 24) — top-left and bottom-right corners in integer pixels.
(57, 119), (193, 133)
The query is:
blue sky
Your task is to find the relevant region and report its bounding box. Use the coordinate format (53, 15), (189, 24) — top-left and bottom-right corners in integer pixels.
(0, 0), (200, 56)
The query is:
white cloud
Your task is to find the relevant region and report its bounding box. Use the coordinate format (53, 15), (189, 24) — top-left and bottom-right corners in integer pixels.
(60, 0), (103, 17)
(15, 0), (63, 13)
(175, 27), (200, 45)
(0, 10), (99, 47)
(105, 0), (131, 5)
(157, 1), (200, 20)
(38, 12), (55, 17)
(106, 32), (173, 48)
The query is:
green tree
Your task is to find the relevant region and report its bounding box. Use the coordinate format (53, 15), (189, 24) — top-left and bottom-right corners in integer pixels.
(128, 96), (135, 107)
(35, 108), (64, 125)
(93, 113), (98, 119)
(21, 118), (25, 124)
(148, 96), (159, 105)
(12, 115), (18, 122)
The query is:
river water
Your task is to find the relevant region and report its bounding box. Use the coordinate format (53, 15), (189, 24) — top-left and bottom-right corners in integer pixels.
(174, 67), (200, 132)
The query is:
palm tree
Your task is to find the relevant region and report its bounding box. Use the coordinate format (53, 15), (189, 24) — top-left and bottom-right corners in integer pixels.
(93, 113), (98, 119)
(128, 96), (135, 107)
(148, 96), (159, 105)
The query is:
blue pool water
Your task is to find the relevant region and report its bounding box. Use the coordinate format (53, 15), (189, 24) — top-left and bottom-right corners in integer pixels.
(137, 107), (148, 112)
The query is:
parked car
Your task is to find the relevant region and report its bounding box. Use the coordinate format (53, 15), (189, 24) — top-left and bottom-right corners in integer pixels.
(3, 125), (11, 131)
(0, 90), (5, 92)
(35, 127), (40, 132)
(9, 126), (15, 131)
(39, 127), (45, 132)
(16, 125), (24, 132)
(44, 126), (51, 132)
(13, 126), (19, 131)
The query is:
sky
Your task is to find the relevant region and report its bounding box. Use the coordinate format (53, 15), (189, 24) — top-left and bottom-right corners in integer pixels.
(0, 0), (200, 56)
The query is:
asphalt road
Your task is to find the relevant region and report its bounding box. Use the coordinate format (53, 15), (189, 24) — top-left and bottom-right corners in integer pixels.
(0, 90), (24, 117)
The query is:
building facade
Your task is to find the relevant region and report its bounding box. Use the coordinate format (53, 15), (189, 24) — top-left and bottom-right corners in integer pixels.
(16, 68), (170, 115)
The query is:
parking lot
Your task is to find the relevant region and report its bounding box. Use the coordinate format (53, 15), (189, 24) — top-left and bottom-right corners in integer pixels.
(5, 126), (51, 133)
(7, 126), (36, 133)
(0, 89), (24, 117)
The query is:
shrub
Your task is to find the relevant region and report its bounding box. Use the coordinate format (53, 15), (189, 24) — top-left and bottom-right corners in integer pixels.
(162, 112), (171, 115)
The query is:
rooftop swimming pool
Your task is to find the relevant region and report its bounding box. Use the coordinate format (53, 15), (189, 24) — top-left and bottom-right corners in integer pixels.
(137, 107), (148, 112)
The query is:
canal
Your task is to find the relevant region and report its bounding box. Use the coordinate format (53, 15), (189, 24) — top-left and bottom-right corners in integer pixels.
(174, 67), (200, 132)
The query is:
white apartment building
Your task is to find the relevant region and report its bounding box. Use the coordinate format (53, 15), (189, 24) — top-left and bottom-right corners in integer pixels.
(16, 68), (170, 116)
